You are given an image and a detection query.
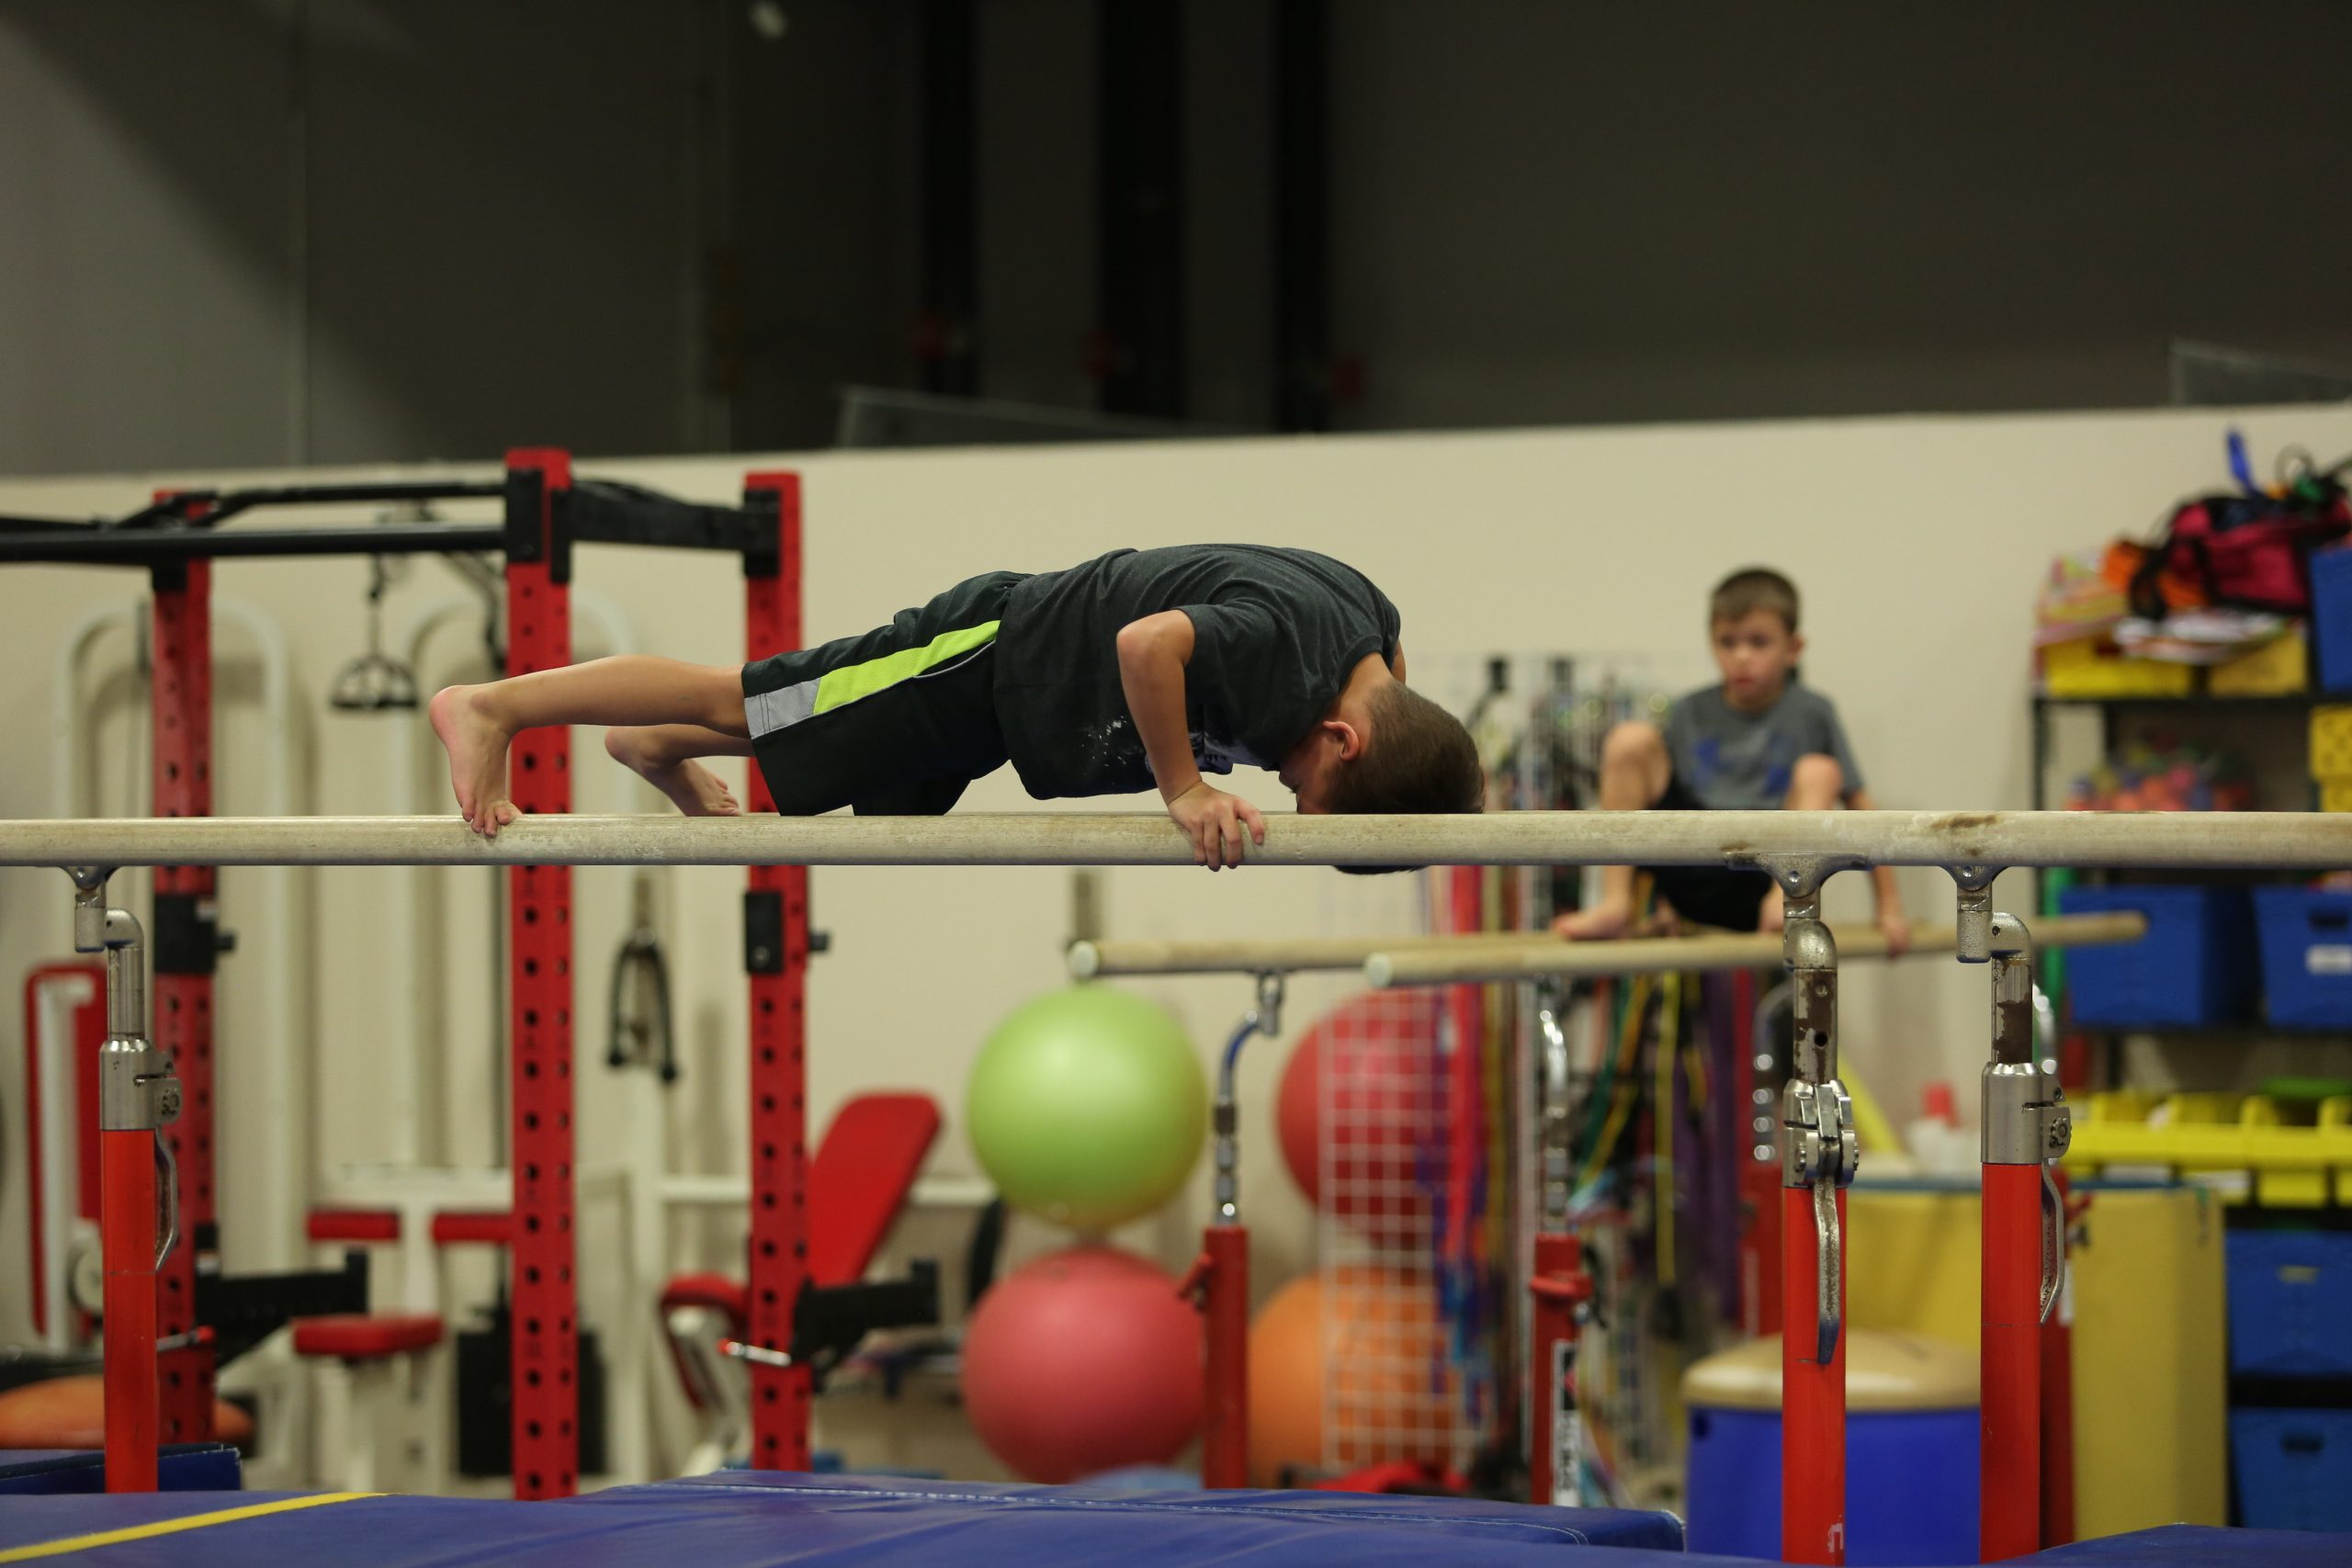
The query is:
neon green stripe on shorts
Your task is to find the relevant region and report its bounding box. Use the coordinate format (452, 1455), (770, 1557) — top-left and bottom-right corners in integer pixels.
(812, 620), (1001, 716)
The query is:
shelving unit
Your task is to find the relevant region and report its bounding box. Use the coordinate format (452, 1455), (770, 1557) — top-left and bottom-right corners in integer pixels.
(2032, 678), (2352, 1530)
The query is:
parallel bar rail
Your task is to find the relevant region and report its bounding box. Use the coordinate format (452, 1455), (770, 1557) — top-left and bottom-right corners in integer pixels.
(1364, 912), (2148, 987)
(0, 810), (2341, 870)
(1076, 912), (2148, 982)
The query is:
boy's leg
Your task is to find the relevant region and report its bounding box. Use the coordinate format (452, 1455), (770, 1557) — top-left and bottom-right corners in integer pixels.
(605, 724), (756, 819)
(431, 657), (747, 835)
(1554, 721), (1672, 941)
(742, 570), (1022, 818)
(1757, 755), (1847, 931)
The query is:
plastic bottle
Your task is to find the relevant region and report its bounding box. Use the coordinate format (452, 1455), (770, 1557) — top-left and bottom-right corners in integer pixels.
(1903, 1081), (1978, 1178)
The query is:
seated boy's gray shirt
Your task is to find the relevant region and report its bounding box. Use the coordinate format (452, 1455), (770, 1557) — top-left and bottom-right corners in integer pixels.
(1663, 682), (1863, 810)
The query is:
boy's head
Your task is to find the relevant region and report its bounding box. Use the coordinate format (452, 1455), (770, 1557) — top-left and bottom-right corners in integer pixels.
(1283, 682), (1484, 821)
(1708, 568), (1804, 710)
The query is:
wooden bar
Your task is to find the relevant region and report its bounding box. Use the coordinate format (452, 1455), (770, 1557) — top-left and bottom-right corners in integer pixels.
(1363, 912), (2148, 987)
(0, 811), (2341, 871)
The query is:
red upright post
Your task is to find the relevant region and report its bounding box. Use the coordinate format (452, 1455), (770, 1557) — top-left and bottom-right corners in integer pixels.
(1781, 1185), (1847, 1564)
(1981, 921), (2064, 1562)
(742, 470), (812, 1470)
(1981, 1165), (2043, 1561)
(1527, 1231), (1592, 1505)
(503, 449), (577, 1498)
(1780, 889), (1850, 1566)
(148, 543), (217, 1445)
(99, 1127), (161, 1491)
(1188, 1224), (1250, 1488)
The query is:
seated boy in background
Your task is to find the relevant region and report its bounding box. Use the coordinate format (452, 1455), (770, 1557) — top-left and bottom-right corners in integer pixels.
(1554, 568), (1907, 946)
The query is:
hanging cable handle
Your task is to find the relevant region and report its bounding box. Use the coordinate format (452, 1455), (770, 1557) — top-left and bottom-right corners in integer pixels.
(608, 874), (676, 1082)
(329, 552), (421, 711)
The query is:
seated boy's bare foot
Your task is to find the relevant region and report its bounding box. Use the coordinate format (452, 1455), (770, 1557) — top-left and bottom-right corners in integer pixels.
(1758, 884), (1786, 931)
(1553, 903), (1634, 941)
(429, 685), (519, 837)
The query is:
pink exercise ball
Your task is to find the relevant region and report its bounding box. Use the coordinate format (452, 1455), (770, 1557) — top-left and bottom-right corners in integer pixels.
(960, 1244), (1203, 1483)
(1276, 989), (1443, 1241)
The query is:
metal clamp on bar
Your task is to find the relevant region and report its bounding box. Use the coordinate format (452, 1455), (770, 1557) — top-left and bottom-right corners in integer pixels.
(1947, 865), (1997, 962)
(1536, 980), (1577, 1232)
(1982, 915), (2074, 1165)
(1769, 862), (1860, 1366)
(1980, 913), (2072, 1317)
(1213, 973), (1284, 1224)
(73, 873), (183, 1260)
(74, 874), (181, 1133)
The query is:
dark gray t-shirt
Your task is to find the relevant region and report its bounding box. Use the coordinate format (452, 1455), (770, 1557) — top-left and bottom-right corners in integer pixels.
(992, 545), (1401, 799)
(1665, 682), (1863, 809)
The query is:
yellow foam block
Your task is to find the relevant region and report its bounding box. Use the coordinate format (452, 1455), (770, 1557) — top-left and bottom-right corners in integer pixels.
(2070, 1185), (2227, 1536)
(2325, 781), (2352, 814)
(1846, 1182), (2225, 1535)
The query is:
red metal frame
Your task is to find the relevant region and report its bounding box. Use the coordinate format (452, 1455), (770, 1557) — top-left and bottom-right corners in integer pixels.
(100, 1127), (162, 1492)
(741, 469), (812, 1470)
(24, 964), (106, 1341)
(1527, 1230), (1592, 1505)
(150, 542), (216, 1449)
(1444, 866), (1484, 1283)
(1184, 1224), (1250, 1488)
(503, 447), (577, 1499)
(1781, 1185), (1846, 1565)
(1981, 1162), (2043, 1561)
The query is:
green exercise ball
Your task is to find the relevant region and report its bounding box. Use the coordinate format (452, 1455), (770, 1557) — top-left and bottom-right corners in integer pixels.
(967, 987), (1207, 1232)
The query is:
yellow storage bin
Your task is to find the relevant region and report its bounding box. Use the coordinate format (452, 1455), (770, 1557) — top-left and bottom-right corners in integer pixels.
(2209, 626), (2309, 696)
(2312, 705), (2352, 779)
(2042, 637), (2195, 698)
(2064, 1092), (2352, 1206)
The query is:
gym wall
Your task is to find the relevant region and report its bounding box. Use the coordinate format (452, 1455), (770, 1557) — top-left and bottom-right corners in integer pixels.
(3, 399), (2349, 1352)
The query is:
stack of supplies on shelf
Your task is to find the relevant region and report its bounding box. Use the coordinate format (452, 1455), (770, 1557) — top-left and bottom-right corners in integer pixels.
(2064, 733), (2254, 813)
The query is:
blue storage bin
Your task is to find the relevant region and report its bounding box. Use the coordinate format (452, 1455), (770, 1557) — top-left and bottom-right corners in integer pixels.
(2229, 1229), (2352, 1375)
(1685, 1332), (1978, 1564)
(2311, 548), (2352, 694)
(2232, 1408), (2352, 1530)
(1686, 1406), (1978, 1563)
(2058, 885), (2259, 1027)
(2255, 888), (2352, 1029)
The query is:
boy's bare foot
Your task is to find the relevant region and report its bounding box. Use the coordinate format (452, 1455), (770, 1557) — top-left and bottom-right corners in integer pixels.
(605, 729), (741, 818)
(1553, 903), (1634, 941)
(645, 759), (741, 818)
(1758, 884), (1786, 932)
(429, 685), (520, 838)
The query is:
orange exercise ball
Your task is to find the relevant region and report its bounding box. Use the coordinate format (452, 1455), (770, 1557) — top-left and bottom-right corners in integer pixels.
(1245, 1268), (1459, 1487)
(960, 1245), (1203, 1483)
(1275, 990), (1443, 1242)
(0, 1373), (254, 1449)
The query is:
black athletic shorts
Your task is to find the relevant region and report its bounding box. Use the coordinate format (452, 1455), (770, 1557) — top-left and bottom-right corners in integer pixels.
(1642, 773), (1774, 932)
(740, 571), (1023, 816)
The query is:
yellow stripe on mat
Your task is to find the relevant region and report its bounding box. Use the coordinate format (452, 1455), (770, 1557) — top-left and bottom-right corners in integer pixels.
(0, 1492), (379, 1562)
